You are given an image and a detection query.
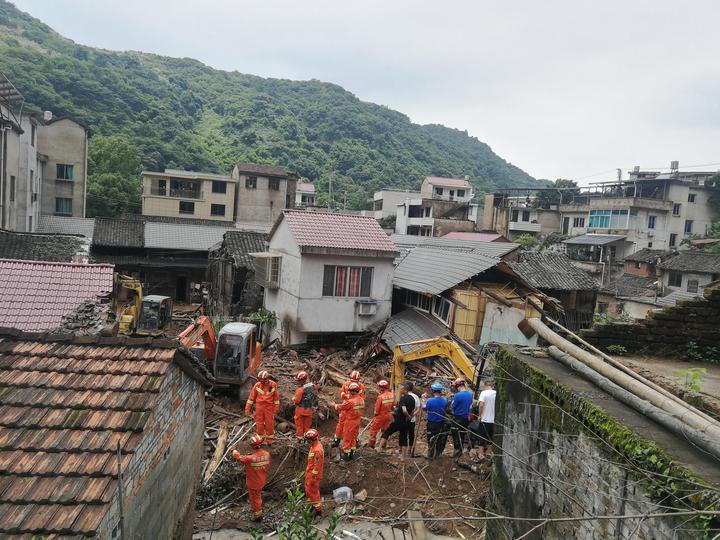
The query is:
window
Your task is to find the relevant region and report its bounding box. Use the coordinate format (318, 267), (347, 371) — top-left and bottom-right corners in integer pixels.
(511, 210), (519, 222)
(687, 279), (699, 294)
(322, 266), (373, 297)
(672, 203), (681, 216)
(56, 164), (74, 181)
(457, 190), (465, 198)
(434, 187), (443, 196)
(669, 233), (677, 248)
(432, 296), (453, 324)
(179, 201), (195, 214)
(668, 271), (682, 288)
(684, 220), (693, 234)
(522, 210), (530, 222)
(55, 197), (72, 215)
(212, 181), (227, 194)
(399, 289), (432, 311)
(572, 217), (585, 228)
(9, 176), (14, 202)
(688, 193), (696, 203)
(647, 215), (656, 229)
(635, 261), (641, 269)
(245, 176), (257, 189)
(588, 209), (629, 229)
(269, 178), (280, 191)
(712, 273), (720, 282)
(648, 242), (653, 248)
(30, 124), (36, 147)
(255, 255), (282, 288)
(211, 204), (225, 216)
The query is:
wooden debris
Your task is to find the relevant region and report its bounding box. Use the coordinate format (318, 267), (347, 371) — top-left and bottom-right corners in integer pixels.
(203, 425), (228, 484)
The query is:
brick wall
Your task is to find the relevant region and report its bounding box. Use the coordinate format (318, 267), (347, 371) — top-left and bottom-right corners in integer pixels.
(581, 285), (720, 356)
(97, 364), (205, 539)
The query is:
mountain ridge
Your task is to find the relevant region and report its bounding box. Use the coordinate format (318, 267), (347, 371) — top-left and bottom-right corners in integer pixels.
(0, 0), (544, 209)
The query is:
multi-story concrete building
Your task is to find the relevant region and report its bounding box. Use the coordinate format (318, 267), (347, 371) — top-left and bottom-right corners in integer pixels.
(232, 163), (297, 223)
(142, 169), (236, 222)
(295, 178), (316, 207)
(420, 176), (474, 202)
(372, 189), (422, 219)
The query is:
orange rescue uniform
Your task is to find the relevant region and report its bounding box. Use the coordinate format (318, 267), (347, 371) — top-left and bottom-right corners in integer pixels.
(368, 390), (395, 447)
(293, 383), (316, 437)
(234, 448), (271, 518)
(337, 394), (365, 453)
(245, 380), (280, 444)
(334, 380), (366, 440)
(304, 440), (325, 511)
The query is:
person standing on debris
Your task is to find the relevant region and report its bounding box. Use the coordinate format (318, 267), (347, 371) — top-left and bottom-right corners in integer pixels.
(475, 380), (497, 460)
(377, 381), (416, 462)
(293, 371), (318, 439)
(422, 382), (449, 459)
(332, 371), (365, 448)
(245, 370), (281, 445)
(232, 435), (271, 522)
(449, 378), (473, 457)
(407, 383), (421, 458)
(367, 380), (395, 448)
(303, 429), (324, 515)
(334, 382), (365, 460)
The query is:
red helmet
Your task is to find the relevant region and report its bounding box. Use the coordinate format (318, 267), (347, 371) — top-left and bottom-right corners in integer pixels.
(350, 370), (360, 381)
(250, 435), (263, 447)
(377, 379), (389, 389)
(452, 378), (465, 388)
(304, 429), (319, 440)
(348, 382), (360, 392)
(258, 370), (270, 381)
(295, 370), (308, 382)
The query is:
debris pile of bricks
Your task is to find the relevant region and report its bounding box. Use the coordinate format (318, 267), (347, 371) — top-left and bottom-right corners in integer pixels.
(53, 301), (109, 334)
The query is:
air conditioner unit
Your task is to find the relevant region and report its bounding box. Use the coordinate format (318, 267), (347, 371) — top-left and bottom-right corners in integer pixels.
(357, 302), (377, 316)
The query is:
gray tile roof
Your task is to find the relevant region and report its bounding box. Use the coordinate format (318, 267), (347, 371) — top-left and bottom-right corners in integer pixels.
(235, 163), (289, 177)
(657, 251), (720, 274)
(91, 253), (209, 268)
(381, 309), (450, 350)
(393, 246), (498, 294)
(144, 222), (234, 251)
(656, 290), (704, 306)
(390, 234), (519, 259)
(624, 248), (668, 263)
(125, 214), (236, 227)
(563, 234), (627, 246)
(508, 252), (597, 291)
(37, 215), (96, 238)
(0, 230), (85, 262)
(600, 273), (657, 297)
(93, 218), (144, 248)
(223, 231), (267, 268)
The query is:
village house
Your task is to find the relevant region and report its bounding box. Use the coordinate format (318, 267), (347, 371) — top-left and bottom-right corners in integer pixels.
(481, 191), (561, 240)
(441, 231), (510, 242)
(257, 210), (397, 345)
(0, 227), (88, 262)
(232, 163), (298, 223)
(372, 188), (422, 219)
(295, 178), (316, 207)
(0, 329), (212, 539)
(561, 233), (631, 284)
(142, 169), (237, 222)
(658, 250), (720, 295)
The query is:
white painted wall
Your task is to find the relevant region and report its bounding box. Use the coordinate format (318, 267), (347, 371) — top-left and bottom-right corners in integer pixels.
(662, 270), (717, 293)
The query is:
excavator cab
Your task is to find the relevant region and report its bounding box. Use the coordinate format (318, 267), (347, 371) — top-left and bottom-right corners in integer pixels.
(214, 322), (258, 386)
(136, 295), (173, 336)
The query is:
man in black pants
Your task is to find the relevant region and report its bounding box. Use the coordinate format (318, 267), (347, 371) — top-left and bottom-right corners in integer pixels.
(377, 382), (415, 462)
(449, 378), (473, 457)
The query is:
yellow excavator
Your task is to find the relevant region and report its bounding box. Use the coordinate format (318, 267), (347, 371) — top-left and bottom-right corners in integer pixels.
(390, 337), (484, 394)
(111, 274), (173, 336)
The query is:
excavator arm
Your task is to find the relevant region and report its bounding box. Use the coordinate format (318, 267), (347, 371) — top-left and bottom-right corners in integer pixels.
(178, 316), (217, 364)
(112, 274), (143, 335)
(390, 338), (479, 393)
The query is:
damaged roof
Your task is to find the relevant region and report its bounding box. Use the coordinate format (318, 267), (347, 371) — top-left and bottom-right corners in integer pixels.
(223, 230), (267, 268)
(37, 216), (96, 239)
(508, 252), (597, 291)
(0, 229), (85, 262)
(0, 330), (212, 538)
(382, 308), (450, 350)
(624, 248), (669, 263)
(274, 210), (398, 256)
(145, 222), (234, 251)
(390, 234), (519, 260)
(0, 259), (114, 331)
(394, 246), (498, 294)
(93, 218), (144, 248)
(601, 273), (658, 297)
(658, 251), (720, 274)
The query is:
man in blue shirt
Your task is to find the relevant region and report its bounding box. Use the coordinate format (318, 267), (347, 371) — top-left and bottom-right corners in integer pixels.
(449, 378), (473, 457)
(423, 382), (448, 459)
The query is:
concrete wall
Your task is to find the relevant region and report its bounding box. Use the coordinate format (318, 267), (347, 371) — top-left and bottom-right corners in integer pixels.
(96, 362), (205, 540)
(373, 190), (421, 219)
(233, 168), (296, 223)
(432, 217), (475, 237)
(420, 178), (473, 202)
(38, 118), (88, 218)
(142, 174), (236, 221)
(662, 269), (716, 293)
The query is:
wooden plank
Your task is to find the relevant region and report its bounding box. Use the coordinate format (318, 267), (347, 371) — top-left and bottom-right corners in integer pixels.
(407, 510), (430, 540)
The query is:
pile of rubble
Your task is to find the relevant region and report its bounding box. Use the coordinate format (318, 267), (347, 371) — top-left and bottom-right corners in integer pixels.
(52, 301), (110, 334)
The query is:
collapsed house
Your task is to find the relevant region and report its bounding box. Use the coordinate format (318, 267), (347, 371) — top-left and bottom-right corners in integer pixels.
(0, 228), (88, 262)
(0, 329), (212, 538)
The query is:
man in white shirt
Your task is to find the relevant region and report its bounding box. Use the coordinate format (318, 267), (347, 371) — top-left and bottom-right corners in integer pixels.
(408, 387), (421, 458)
(476, 380), (496, 460)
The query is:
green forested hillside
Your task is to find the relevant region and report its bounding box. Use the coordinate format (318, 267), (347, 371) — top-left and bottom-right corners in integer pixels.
(0, 0), (542, 212)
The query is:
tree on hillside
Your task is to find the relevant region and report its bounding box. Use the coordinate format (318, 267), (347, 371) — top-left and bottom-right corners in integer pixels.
(536, 179), (580, 209)
(86, 135), (142, 218)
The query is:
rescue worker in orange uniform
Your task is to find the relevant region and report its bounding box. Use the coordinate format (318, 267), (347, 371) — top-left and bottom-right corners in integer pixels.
(332, 371), (365, 448)
(334, 382), (365, 460)
(232, 434), (271, 522)
(293, 371), (318, 439)
(303, 428), (324, 515)
(245, 370), (280, 445)
(367, 379), (395, 448)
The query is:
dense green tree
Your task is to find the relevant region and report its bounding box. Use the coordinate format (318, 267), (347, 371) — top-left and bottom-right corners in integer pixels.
(536, 179), (580, 208)
(86, 135), (142, 217)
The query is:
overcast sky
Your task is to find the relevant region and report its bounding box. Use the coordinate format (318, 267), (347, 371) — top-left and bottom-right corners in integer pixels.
(12, 0), (720, 182)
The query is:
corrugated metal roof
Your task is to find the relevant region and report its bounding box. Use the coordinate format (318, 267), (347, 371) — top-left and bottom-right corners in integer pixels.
(390, 234), (519, 259)
(0, 259), (114, 331)
(144, 222), (234, 251)
(563, 234), (626, 246)
(657, 251), (720, 274)
(393, 246), (498, 294)
(381, 309), (450, 350)
(37, 215), (96, 238)
(508, 252), (597, 291)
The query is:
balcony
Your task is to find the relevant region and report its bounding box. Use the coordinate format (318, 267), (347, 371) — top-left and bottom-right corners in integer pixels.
(589, 197), (671, 212)
(509, 221), (541, 233)
(431, 193), (473, 202)
(406, 216), (435, 227)
(144, 186), (203, 200)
